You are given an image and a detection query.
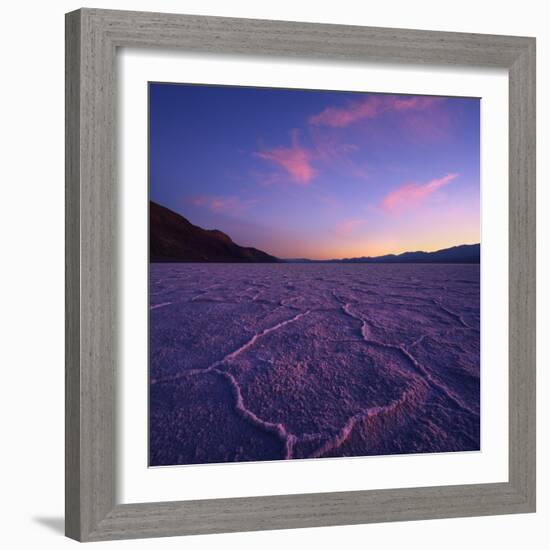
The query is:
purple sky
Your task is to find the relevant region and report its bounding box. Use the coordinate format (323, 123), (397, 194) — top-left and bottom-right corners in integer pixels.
(150, 83), (480, 260)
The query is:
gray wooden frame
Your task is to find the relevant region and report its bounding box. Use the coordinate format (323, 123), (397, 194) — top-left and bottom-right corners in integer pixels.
(65, 8), (536, 542)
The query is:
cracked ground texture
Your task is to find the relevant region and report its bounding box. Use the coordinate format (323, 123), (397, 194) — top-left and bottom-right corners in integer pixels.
(149, 263), (480, 466)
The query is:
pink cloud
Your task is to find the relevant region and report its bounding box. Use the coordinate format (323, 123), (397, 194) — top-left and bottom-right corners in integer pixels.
(309, 96), (380, 127)
(309, 95), (441, 128)
(335, 218), (367, 238)
(308, 126), (368, 180)
(389, 96), (439, 112)
(308, 125), (359, 161)
(255, 129), (315, 184)
(380, 173), (458, 212)
(188, 195), (256, 214)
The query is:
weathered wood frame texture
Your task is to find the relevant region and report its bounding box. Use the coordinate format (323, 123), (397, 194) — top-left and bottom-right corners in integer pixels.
(65, 8), (536, 542)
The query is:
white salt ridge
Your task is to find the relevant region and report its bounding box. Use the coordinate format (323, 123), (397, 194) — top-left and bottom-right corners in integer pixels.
(339, 299), (477, 418)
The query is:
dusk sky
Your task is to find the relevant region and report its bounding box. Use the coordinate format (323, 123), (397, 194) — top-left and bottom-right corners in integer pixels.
(149, 83), (480, 260)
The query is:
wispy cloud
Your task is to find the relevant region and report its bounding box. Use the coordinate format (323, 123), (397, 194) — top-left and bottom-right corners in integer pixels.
(309, 95), (441, 128)
(308, 126), (361, 163)
(311, 128), (369, 181)
(335, 218), (367, 238)
(309, 97), (380, 128)
(187, 195), (256, 214)
(255, 129), (315, 184)
(389, 96), (440, 112)
(380, 173), (458, 212)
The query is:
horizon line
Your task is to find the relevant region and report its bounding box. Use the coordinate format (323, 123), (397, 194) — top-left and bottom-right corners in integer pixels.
(279, 242), (480, 262)
(150, 200), (479, 263)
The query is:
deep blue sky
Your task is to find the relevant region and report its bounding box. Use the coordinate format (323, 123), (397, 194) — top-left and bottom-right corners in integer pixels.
(149, 82), (480, 259)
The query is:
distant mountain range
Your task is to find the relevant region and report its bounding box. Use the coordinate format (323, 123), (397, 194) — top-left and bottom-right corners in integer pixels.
(333, 243), (480, 264)
(286, 244), (479, 264)
(150, 201), (479, 264)
(150, 201), (278, 263)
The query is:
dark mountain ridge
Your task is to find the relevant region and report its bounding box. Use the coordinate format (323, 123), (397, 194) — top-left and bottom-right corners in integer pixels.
(338, 243), (480, 264)
(286, 243), (480, 264)
(150, 201), (278, 263)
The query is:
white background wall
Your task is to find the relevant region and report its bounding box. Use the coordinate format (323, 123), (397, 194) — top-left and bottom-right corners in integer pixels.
(0, 1), (546, 548)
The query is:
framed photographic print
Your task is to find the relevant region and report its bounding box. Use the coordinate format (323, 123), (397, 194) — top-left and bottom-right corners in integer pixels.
(65, 8), (536, 542)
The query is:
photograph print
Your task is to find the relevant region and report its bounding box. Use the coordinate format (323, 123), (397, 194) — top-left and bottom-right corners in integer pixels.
(149, 83), (480, 467)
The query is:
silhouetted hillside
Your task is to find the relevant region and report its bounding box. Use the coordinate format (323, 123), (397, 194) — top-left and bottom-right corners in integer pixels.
(150, 201), (278, 263)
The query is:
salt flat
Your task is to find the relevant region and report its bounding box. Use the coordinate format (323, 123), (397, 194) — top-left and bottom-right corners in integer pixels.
(149, 263), (480, 466)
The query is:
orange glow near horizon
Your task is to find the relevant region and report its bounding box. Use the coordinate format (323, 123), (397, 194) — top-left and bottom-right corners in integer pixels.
(270, 237), (480, 261)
